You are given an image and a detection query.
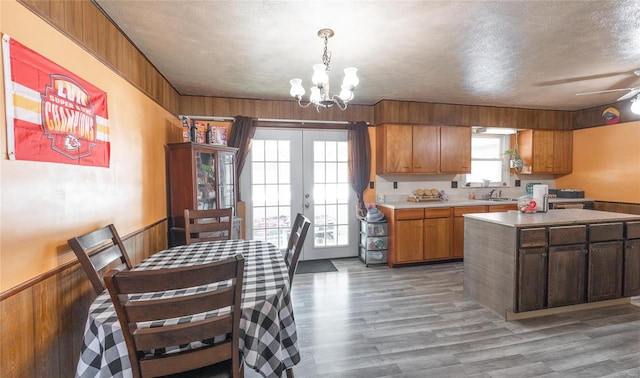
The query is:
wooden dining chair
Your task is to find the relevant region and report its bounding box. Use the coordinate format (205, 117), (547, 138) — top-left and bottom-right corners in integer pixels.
(184, 208), (234, 245)
(67, 224), (133, 294)
(283, 213), (311, 284)
(103, 254), (245, 378)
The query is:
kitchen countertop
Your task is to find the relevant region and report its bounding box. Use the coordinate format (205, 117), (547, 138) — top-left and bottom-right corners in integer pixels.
(376, 197), (594, 210)
(464, 209), (640, 227)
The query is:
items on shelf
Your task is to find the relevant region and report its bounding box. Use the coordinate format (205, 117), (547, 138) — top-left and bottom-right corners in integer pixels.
(180, 116), (228, 145)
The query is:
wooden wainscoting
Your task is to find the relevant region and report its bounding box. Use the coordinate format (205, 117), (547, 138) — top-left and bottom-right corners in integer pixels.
(0, 220), (168, 377)
(595, 201), (640, 215)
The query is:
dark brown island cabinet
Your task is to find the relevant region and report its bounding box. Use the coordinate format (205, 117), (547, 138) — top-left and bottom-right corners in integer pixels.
(463, 209), (640, 320)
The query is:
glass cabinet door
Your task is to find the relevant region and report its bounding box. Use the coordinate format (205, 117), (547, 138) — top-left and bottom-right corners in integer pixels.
(218, 152), (236, 210)
(195, 150), (217, 210)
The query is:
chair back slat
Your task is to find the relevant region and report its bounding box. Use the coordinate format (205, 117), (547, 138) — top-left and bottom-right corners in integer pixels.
(139, 343), (232, 378)
(113, 258), (238, 293)
(134, 315), (233, 351)
(123, 287), (235, 322)
(68, 224), (133, 294)
(104, 254), (245, 378)
(184, 208), (234, 245)
(284, 213), (311, 284)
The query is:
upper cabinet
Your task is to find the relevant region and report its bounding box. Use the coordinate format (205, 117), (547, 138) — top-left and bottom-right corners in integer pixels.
(518, 130), (572, 174)
(376, 124), (470, 175)
(440, 126), (471, 173)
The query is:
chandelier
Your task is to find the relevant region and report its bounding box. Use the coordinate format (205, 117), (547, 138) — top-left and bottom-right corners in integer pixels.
(289, 28), (359, 111)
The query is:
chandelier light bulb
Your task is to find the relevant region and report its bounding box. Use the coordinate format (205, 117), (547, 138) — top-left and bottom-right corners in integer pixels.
(631, 95), (640, 114)
(339, 84), (354, 102)
(343, 67), (359, 87)
(312, 64), (329, 85)
(289, 79), (305, 98)
(309, 87), (321, 104)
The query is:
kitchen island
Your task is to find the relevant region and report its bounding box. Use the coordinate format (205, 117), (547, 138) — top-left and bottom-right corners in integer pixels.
(463, 209), (640, 320)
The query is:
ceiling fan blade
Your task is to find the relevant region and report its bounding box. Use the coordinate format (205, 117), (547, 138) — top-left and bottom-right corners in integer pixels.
(576, 88), (636, 96)
(617, 88), (640, 101)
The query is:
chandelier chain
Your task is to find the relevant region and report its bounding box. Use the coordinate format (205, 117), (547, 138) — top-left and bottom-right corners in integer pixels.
(322, 34), (331, 72)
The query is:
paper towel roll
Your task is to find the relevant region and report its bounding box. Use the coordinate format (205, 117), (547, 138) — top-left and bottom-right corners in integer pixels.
(532, 184), (548, 212)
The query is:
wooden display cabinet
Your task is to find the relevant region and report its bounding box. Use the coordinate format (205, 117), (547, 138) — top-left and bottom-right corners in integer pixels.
(166, 142), (238, 246)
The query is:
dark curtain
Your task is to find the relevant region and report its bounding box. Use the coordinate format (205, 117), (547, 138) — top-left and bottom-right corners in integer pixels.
(347, 121), (371, 219)
(228, 116), (257, 200)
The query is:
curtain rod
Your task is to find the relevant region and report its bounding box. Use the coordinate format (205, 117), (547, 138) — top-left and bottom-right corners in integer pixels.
(179, 115), (369, 125)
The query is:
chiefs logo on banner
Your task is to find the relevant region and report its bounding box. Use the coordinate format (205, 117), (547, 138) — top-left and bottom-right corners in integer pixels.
(2, 35), (110, 167)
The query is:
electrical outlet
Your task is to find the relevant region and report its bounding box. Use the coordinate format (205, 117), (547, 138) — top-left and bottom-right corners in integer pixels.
(369, 181), (374, 189)
(451, 181), (458, 188)
(393, 181), (398, 189)
(515, 180), (521, 187)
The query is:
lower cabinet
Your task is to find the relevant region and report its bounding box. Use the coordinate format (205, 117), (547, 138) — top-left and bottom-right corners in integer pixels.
(381, 207), (454, 266)
(396, 218), (424, 263)
(516, 222), (628, 312)
(517, 247), (547, 312)
(548, 244), (587, 307)
(588, 241), (623, 301)
(624, 238), (640, 296)
(424, 209), (452, 260)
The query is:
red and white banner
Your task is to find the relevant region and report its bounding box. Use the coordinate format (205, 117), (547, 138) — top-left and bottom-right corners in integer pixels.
(2, 35), (110, 167)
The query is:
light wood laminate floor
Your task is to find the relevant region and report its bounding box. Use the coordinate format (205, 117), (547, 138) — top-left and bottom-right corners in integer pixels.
(242, 258), (640, 378)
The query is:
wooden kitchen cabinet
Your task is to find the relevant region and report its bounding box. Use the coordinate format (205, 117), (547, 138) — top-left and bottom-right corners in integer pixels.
(588, 241), (623, 301)
(376, 124), (469, 174)
(376, 124), (439, 174)
(379, 206), (455, 266)
(624, 239), (640, 296)
(518, 129), (572, 174)
(393, 208), (424, 263)
(517, 247), (548, 312)
(412, 126), (440, 174)
(440, 126), (471, 173)
(547, 225), (587, 307)
(376, 124), (412, 173)
(587, 222), (624, 301)
(423, 208), (452, 260)
(453, 206), (488, 258)
(547, 244), (587, 307)
(552, 130), (573, 173)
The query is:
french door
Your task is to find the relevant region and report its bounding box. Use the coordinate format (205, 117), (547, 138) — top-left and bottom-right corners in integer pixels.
(240, 128), (358, 260)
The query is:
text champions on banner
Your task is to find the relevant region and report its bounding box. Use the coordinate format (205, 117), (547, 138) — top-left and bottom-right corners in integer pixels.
(2, 34), (110, 167)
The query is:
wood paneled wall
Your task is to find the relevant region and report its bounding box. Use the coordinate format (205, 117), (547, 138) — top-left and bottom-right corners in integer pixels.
(179, 96), (375, 124)
(575, 101), (640, 129)
(0, 221), (167, 377)
(594, 201), (640, 215)
(373, 100), (575, 129)
(19, 0), (181, 115)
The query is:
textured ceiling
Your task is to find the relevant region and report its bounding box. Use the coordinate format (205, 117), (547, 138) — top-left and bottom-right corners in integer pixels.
(94, 0), (640, 111)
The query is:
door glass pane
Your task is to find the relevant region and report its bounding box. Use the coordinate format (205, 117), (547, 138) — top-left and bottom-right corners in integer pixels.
(251, 140), (292, 249)
(196, 151), (216, 210)
(313, 140), (350, 248)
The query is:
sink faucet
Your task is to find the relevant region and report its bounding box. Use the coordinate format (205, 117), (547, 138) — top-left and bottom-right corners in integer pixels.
(488, 189), (496, 198)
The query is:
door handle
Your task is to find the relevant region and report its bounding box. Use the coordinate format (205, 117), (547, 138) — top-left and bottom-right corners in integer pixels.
(304, 202), (310, 209)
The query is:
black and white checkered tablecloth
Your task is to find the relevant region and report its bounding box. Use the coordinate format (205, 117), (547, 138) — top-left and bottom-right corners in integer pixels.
(76, 240), (300, 378)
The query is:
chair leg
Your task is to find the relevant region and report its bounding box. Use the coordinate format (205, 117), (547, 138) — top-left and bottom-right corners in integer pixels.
(286, 367), (294, 378)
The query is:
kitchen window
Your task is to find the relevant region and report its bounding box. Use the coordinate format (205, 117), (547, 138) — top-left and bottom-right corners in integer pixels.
(463, 133), (510, 186)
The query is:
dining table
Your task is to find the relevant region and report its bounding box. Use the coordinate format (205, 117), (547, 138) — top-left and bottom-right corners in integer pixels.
(75, 239), (300, 378)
